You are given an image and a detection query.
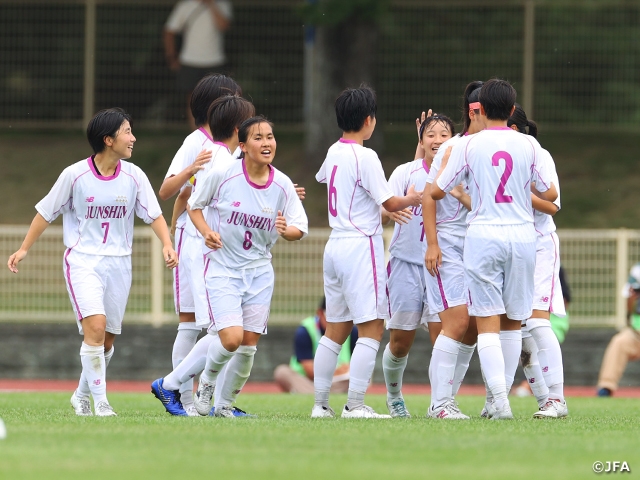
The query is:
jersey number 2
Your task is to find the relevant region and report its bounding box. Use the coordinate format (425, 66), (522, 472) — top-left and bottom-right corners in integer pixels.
(492, 151), (513, 203)
(328, 165), (338, 217)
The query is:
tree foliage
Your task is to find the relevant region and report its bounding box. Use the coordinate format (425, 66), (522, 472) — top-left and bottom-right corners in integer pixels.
(299, 0), (390, 26)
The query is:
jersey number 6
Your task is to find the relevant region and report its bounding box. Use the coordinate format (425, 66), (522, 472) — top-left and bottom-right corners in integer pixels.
(492, 151), (514, 204)
(328, 165), (338, 217)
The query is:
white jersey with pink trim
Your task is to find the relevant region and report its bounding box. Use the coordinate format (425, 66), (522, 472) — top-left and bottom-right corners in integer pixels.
(165, 127), (213, 230)
(533, 148), (561, 236)
(184, 141), (235, 237)
(436, 127), (553, 227)
(426, 135), (469, 237)
(315, 139), (393, 238)
(188, 159), (308, 269)
(36, 157), (162, 256)
(388, 159), (430, 265)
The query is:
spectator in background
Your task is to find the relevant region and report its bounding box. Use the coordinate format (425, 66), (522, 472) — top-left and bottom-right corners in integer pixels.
(596, 263), (640, 397)
(274, 298), (358, 394)
(164, 0), (232, 128)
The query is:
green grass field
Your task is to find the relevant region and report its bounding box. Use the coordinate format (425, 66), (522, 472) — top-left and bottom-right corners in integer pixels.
(0, 393), (638, 480)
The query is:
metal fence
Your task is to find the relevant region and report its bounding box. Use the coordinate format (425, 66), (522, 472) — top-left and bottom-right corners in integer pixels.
(0, 225), (638, 328)
(1, 0), (639, 128)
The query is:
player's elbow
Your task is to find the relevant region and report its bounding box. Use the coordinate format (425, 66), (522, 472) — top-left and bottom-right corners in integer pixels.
(431, 186), (446, 200)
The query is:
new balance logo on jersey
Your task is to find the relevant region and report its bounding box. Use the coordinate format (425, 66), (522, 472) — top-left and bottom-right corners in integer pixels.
(86, 197), (94, 202)
(529, 378), (536, 384)
(85, 205), (126, 219)
(227, 210), (274, 231)
(93, 379), (101, 386)
(231, 201), (241, 207)
(540, 296), (549, 303)
(542, 366), (549, 373)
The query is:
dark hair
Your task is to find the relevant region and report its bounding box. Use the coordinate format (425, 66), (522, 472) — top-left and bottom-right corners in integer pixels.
(507, 103), (538, 138)
(238, 116), (274, 158)
(419, 114), (456, 140)
(191, 74), (242, 127)
(479, 78), (517, 121)
(335, 85), (377, 132)
(207, 96), (255, 141)
(86, 108), (132, 154)
(460, 81), (483, 136)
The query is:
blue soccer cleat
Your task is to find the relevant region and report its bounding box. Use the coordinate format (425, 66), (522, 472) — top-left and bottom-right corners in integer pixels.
(209, 406), (256, 417)
(151, 378), (188, 416)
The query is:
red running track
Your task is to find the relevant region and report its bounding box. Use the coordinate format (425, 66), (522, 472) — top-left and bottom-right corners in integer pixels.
(1, 379), (639, 398)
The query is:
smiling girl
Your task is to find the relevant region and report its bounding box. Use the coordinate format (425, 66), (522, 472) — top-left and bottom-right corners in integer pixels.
(7, 108), (178, 416)
(187, 116), (308, 416)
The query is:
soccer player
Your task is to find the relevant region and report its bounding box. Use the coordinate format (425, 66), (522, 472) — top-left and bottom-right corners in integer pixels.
(381, 113), (455, 418)
(423, 81), (485, 419)
(507, 104), (568, 418)
(313, 86), (422, 419)
(186, 116), (308, 417)
(7, 108), (178, 416)
(151, 95), (257, 416)
(432, 79), (557, 419)
(157, 74), (243, 415)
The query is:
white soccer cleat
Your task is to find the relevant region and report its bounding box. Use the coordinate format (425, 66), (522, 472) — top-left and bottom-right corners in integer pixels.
(94, 401), (117, 417)
(0, 417), (6, 440)
(387, 398), (411, 418)
(213, 405), (236, 418)
(70, 391), (93, 416)
(490, 403), (513, 420)
(533, 399), (568, 419)
(184, 405), (200, 417)
(311, 405), (336, 418)
(480, 401), (497, 419)
(193, 378), (216, 416)
(341, 405), (391, 419)
(427, 400), (470, 419)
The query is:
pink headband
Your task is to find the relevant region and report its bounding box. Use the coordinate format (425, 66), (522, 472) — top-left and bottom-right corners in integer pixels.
(469, 102), (481, 111)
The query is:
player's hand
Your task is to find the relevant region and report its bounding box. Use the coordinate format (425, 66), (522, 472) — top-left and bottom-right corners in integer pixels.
(204, 230), (223, 250)
(294, 184), (306, 201)
(406, 184), (423, 207)
(425, 243), (442, 277)
(415, 109), (433, 138)
(276, 210), (288, 236)
(449, 184), (465, 200)
(163, 246), (179, 269)
(389, 208), (412, 225)
(7, 249), (27, 274)
(189, 149), (212, 176)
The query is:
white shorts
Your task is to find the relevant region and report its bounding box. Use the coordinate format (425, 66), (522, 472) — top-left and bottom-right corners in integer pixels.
(204, 261), (273, 334)
(424, 231), (468, 314)
(63, 248), (131, 335)
(533, 232), (566, 317)
(323, 235), (389, 324)
(386, 257), (438, 330)
(464, 224), (537, 321)
(180, 233), (210, 327)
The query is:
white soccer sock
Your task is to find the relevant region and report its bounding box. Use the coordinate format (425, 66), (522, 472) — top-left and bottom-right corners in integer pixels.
(172, 323), (200, 407)
(453, 343), (475, 396)
(477, 333), (508, 410)
(347, 337), (380, 410)
(215, 345), (257, 408)
(500, 330), (522, 394)
(314, 336), (341, 408)
(200, 334), (235, 385)
(429, 335), (459, 408)
(77, 345), (114, 399)
(528, 317), (565, 402)
(163, 333), (216, 390)
(521, 330), (549, 407)
(382, 343), (407, 401)
(79, 343), (108, 405)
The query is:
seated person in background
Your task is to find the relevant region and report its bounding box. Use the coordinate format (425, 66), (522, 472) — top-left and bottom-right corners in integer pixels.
(596, 263), (640, 397)
(274, 298), (358, 394)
